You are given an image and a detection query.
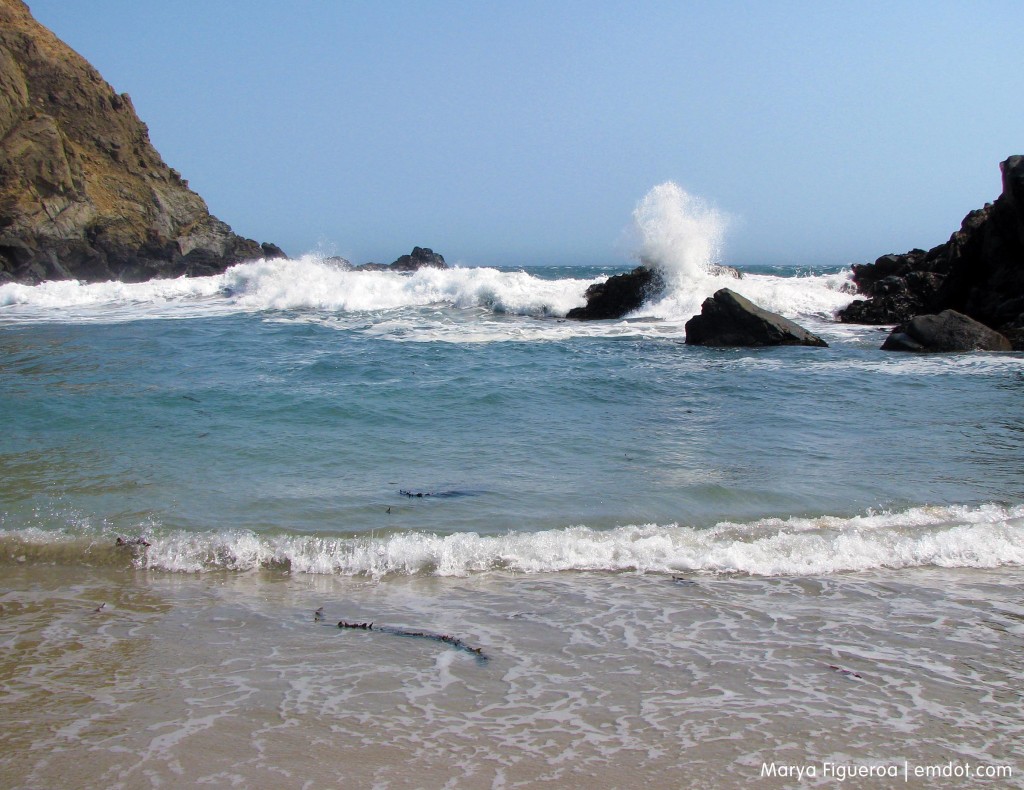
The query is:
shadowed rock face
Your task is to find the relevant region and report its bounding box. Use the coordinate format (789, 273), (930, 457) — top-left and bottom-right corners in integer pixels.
(880, 310), (1012, 353)
(566, 266), (665, 320)
(0, 0), (284, 284)
(838, 156), (1024, 349)
(685, 288), (828, 347)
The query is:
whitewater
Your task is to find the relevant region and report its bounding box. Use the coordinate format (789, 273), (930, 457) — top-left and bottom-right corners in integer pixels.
(2, 182), (1022, 787)
(0, 250), (854, 333)
(0, 182), (852, 332)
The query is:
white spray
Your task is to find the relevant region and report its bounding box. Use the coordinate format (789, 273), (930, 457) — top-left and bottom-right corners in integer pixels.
(628, 182), (855, 323)
(632, 181), (727, 285)
(626, 181), (735, 320)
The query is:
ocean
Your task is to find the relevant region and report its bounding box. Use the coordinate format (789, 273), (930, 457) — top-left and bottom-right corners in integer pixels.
(1, 191), (1023, 787)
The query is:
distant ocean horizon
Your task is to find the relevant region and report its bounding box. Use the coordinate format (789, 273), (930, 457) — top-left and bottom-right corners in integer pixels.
(2, 185), (1022, 787)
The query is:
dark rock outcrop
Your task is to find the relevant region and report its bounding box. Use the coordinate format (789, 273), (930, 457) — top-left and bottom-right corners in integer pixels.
(566, 261), (740, 321)
(837, 249), (948, 324)
(880, 309), (1012, 353)
(353, 246), (448, 272)
(685, 288), (828, 347)
(387, 246), (447, 271)
(566, 265), (665, 320)
(0, 0), (283, 284)
(838, 156), (1024, 348)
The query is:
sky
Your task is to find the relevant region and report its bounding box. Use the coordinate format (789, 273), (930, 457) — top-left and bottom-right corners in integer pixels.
(26, 0), (1024, 269)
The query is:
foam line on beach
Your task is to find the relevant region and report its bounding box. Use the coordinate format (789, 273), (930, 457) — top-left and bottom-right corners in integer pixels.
(2, 502), (1022, 577)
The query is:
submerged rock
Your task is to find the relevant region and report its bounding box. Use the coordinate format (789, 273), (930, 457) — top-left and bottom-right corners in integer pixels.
(399, 488), (474, 498)
(705, 263), (743, 280)
(880, 310), (1012, 353)
(353, 246), (448, 272)
(0, 0), (284, 284)
(838, 155), (1024, 349)
(685, 288), (828, 347)
(566, 265), (665, 320)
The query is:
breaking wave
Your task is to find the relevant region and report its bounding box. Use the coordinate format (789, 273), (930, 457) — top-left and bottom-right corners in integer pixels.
(0, 256), (601, 323)
(0, 180), (863, 331)
(0, 254), (856, 334)
(2, 503), (1022, 578)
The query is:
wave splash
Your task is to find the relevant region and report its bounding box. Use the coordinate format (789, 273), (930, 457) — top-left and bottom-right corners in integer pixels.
(633, 181), (727, 284)
(3, 503), (1022, 578)
(628, 181), (855, 322)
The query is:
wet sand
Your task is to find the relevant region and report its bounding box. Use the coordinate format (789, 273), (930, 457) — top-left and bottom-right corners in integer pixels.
(1, 565), (1022, 788)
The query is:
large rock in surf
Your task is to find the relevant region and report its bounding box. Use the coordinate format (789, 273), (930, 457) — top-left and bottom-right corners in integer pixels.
(0, 0), (284, 284)
(880, 309), (1012, 353)
(353, 246), (448, 272)
(566, 265), (665, 320)
(838, 156), (1024, 349)
(685, 288), (828, 347)
(566, 262), (741, 321)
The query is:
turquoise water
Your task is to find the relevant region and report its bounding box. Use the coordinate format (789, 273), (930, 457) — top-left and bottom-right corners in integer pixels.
(2, 260), (1023, 575)
(3, 259), (1024, 787)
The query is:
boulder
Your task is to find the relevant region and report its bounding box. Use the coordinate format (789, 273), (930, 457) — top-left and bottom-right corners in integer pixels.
(565, 265), (665, 320)
(354, 246), (447, 272)
(388, 246), (446, 271)
(880, 309), (1012, 352)
(0, 0), (284, 284)
(685, 288), (828, 347)
(838, 156), (1024, 348)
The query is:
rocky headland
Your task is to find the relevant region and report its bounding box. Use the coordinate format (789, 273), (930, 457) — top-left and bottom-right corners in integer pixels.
(0, 0), (283, 284)
(839, 155), (1024, 349)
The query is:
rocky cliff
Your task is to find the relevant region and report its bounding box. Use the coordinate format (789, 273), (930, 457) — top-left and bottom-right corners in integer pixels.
(838, 156), (1024, 348)
(0, 0), (283, 284)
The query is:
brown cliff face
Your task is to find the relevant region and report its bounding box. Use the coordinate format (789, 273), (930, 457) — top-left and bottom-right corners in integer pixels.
(0, 0), (283, 283)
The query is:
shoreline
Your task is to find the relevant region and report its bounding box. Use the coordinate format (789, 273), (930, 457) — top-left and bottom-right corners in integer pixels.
(2, 564), (1021, 788)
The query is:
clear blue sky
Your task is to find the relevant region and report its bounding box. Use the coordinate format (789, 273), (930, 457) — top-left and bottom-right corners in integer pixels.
(27, 0), (1023, 268)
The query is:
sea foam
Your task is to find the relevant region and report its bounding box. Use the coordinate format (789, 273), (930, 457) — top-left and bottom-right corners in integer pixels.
(0, 186), (860, 337)
(220, 257), (596, 317)
(3, 503), (1021, 577)
(0, 255), (599, 323)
